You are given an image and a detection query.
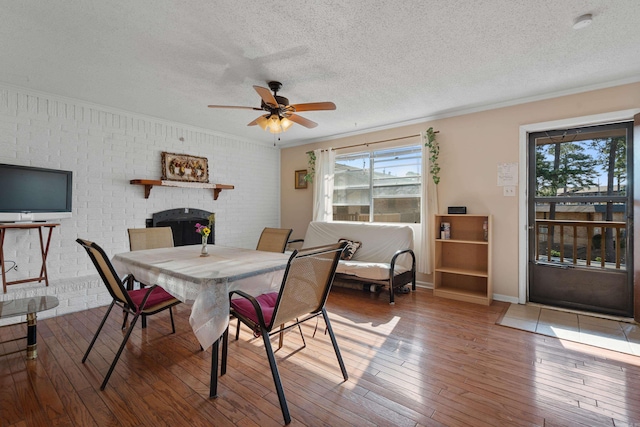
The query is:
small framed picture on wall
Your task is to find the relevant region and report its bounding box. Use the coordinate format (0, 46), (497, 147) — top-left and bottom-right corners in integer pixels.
(295, 170), (307, 189)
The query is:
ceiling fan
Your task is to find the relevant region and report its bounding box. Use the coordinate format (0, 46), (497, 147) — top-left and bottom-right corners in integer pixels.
(207, 81), (336, 134)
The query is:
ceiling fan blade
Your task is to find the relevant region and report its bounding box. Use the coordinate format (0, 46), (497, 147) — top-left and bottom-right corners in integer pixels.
(208, 105), (261, 110)
(247, 114), (269, 126)
(287, 113), (318, 128)
(289, 102), (336, 112)
(253, 85), (279, 108)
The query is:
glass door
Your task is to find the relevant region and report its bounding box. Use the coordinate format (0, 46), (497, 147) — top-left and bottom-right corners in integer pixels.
(528, 121), (634, 317)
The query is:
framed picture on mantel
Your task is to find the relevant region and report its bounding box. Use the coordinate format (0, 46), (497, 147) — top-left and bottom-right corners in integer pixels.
(161, 152), (209, 183)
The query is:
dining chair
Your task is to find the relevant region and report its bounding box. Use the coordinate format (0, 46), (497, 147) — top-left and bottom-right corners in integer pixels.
(128, 226), (174, 251)
(255, 227), (293, 253)
(76, 238), (180, 390)
(127, 226), (175, 327)
(248, 227), (295, 347)
(222, 242), (348, 425)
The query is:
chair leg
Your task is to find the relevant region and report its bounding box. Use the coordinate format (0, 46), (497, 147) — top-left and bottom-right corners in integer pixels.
(278, 321), (305, 350)
(100, 312), (141, 390)
(297, 321), (306, 349)
(169, 306), (175, 333)
(83, 300), (116, 363)
(262, 325), (291, 425)
(322, 308), (348, 381)
(121, 303), (129, 330)
(142, 314), (147, 329)
(235, 317), (240, 340)
(121, 313), (128, 330)
(278, 323), (284, 349)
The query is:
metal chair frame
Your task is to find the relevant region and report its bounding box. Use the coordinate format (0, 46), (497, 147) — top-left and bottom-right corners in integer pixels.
(77, 238), (180, 390)
(223, 242), (348, 424)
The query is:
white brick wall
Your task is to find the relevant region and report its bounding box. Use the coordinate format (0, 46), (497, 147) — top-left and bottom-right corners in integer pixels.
(0, 83), (281, 322)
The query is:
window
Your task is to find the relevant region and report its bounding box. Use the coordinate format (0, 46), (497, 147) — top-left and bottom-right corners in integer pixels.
(333, 145), (422, 223)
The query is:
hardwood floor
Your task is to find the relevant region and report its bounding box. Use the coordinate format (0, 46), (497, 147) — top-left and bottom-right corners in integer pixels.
(2, 287), (640, 426)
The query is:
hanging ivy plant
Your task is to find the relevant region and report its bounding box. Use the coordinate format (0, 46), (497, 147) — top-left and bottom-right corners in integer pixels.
(303, 151), (316, 183)
(424, 127), (440, 184)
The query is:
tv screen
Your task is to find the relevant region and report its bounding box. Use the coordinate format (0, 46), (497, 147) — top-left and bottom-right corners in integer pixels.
(0, 163), (73, 222)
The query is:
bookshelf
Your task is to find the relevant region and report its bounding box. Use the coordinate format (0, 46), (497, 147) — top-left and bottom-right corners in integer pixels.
(433, 214), (492, 305)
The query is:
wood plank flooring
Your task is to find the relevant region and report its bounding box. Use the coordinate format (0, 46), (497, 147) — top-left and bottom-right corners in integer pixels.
(1, 286), (640, 426)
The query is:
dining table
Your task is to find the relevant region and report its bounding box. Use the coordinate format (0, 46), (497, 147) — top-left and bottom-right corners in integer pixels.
(111, 244), (290, 396)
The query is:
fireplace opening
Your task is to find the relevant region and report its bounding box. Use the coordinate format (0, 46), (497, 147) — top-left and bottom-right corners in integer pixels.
(146, 208), (214, 246)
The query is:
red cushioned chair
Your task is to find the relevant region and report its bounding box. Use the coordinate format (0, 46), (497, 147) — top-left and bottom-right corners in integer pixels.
(76, 238), (180, 390)
(223, 242), (348, 425)
(235, 227), (294, 348)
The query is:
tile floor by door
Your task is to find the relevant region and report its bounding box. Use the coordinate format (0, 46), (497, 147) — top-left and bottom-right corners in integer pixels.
(499, 303), (640, 356)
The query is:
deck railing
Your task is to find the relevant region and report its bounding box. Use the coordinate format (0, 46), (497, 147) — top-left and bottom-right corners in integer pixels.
(535, 219), (626, 269)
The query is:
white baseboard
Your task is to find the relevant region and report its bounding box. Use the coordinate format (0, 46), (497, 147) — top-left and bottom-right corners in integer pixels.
(492, 293), (519, 304)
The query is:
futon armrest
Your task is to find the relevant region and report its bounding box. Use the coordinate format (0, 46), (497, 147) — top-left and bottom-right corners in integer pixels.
(390, 248), (416, 274)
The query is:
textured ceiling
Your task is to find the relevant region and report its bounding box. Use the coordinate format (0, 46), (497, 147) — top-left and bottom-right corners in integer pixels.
(1, 1), (639, 146)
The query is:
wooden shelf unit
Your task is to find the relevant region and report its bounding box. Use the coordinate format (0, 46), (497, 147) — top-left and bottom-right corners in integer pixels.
(130, 180), (234, 200)
(433, 214), (492, 305)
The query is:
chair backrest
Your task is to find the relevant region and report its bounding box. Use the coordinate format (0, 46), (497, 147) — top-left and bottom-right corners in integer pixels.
(269, 242), (345, 330)
(256, 228), (293, 253)
(77, 238), (135, 308)
(128, 227), (174, 251)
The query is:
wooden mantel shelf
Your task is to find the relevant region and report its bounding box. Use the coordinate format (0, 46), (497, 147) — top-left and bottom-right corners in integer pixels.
(130, 179), (234, 200)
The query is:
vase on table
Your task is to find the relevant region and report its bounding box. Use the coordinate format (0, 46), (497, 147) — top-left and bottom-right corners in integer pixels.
(200, 235), (209, 257)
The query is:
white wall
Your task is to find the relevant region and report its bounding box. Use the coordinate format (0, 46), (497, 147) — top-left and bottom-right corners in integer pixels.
(0, 83), (280, 320)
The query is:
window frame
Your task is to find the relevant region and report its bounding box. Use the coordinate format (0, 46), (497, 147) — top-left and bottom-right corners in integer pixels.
(332, 144), (423, 224)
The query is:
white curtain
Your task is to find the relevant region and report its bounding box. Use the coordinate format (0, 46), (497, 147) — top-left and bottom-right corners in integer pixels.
(419, 132), (439, 273)
(312, 148), (335, 222)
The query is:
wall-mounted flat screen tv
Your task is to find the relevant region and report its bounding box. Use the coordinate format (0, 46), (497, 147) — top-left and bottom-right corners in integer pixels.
(0, 163), (73, 222)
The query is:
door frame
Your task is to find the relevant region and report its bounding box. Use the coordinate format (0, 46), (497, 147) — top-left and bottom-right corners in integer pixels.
(518, 109), (639, 305)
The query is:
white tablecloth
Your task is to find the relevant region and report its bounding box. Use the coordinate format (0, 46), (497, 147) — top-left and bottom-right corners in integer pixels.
(112, 245), (289, 350)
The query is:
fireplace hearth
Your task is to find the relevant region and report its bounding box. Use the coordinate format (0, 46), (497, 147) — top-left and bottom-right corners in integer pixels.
(146, 208), (214, 246)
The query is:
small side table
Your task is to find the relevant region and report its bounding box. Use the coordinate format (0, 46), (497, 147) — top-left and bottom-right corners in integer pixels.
(0, 296), (59, 359)
(0, 223), (59, 293)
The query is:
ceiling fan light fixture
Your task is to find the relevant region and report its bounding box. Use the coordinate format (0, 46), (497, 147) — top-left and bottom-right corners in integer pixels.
(267, 114), (282, 134)
(280, 117), (293, 132)
(260, 114), (290, 134)
(254, 114), (288, 134)
(256, 115), (269, 131)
